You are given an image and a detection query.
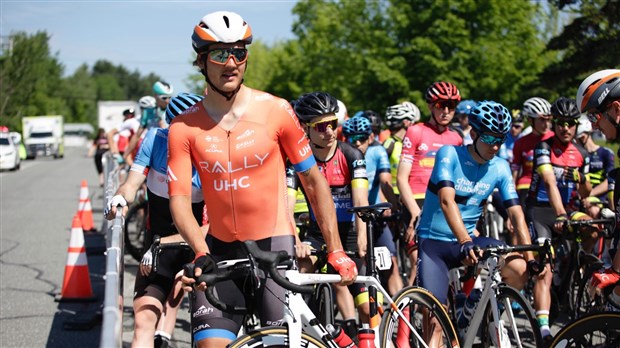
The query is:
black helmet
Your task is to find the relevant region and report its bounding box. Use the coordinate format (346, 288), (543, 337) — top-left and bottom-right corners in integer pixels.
(551, 97), (581, 119)
(360, 110), (382, 133)
(294, 92), (339, 123)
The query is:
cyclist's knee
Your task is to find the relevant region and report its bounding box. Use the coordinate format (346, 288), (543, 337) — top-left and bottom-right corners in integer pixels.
(501, 255), (527, 289)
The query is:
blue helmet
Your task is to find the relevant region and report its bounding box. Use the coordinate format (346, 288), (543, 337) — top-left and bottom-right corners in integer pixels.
(468, 101), (512, 135)
(456, 99), (477, 116)
(342, 117), (372, 137)
(165, 93), (204, 124)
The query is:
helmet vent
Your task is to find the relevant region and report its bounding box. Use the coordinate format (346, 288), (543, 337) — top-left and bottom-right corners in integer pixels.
(223, 16), (230, 28)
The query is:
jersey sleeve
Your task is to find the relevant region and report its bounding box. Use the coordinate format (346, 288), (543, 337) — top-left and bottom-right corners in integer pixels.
(277, 101), (316, 173)
(167, 119), (195, 197)
(376, 145), (391, 173)
(130, 127), (157, 175)
(603, 147), (615, 176)
(341, 142), (368, 189)
(534, 141), (552, 174)
(400, 126), (417, 164)
(430, 145), (457, 186)
(511, 138), (522, 171)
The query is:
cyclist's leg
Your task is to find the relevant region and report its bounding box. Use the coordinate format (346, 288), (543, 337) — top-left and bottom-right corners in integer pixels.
(472, 236), (528, 289)
(528, 205), (555, 340)
(375, 222), (403, 296)
(155, 271), (185, 348)
(405, 198), (424, 286)
(132, 273), (173, 348)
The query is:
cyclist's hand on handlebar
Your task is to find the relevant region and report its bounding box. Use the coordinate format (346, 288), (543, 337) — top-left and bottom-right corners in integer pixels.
(182, 253), (215, 292)
(405, 223), (415, 243)
(459, 240), (481, 266)
(139, 239), (158, 277)
(526, 259), (548, 278)
(294, 242), (312, 260)
(104, 194), (127, 219)
(554, 214), (568, 233)
(327, 249), (357, 285)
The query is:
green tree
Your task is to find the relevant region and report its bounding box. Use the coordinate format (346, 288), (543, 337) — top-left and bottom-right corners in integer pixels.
(0, 31), (66, 130)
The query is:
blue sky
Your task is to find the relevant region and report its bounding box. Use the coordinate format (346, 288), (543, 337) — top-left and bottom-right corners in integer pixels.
(2, 0), (297, 93)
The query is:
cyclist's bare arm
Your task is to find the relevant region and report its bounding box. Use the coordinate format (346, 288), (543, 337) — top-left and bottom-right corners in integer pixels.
(396, 160), (420, 239)
(105, 170), (146, 219)
(577, 176), (592, 198)
(591, 179), (609, 198)
(123, 127), (146, 161)
(170, 195), (209, 256)
(297, 166), (343, 253)
(352, 184), (369, 259)
(438, 186), (479, 264)
(511, 169), (520, 186)
(379, 171), (399, 213)
(106, 129), (120, 154)
(506, 205), (538, 264)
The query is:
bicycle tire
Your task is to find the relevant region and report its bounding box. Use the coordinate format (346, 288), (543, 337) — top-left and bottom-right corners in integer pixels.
(479, 285), (542, 348)
(378, 286), (459, 348)
(572, 255), (606, 319)
(550, 311), (620, 347)
(228, 326), (329, 348)
(124, 201), (148, 261)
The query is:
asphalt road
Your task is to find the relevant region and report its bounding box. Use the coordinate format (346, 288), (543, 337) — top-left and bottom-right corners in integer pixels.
(0, 146), (566, 348)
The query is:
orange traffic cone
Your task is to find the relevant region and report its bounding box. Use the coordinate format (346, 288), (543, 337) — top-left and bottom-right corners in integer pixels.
(78, 180), (96, 232)
(58, 215), (95, 301)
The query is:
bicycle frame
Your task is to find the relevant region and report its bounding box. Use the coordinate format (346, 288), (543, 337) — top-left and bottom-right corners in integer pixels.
(459, 256), (517, 348)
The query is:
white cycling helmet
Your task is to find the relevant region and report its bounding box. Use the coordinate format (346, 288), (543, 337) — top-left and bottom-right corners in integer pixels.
(192, 11), (253, 53)
(576, 115), (592, 136)
(335, 99), (348, 126)
(400, 101), (421, 122)
(522, 97), (552, 119)
(138, 95), (157, 109)
(153, 81), (173, 96)
(385, 103), (419, 128)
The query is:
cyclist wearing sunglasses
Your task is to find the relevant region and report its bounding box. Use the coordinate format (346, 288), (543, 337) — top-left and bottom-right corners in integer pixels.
(396, 81), (463, 284)
(416, 100), (538, 344)
(577, 69), (620, 320)
(168, 12), (356, 348)
(525, 97), (591, 342)
(290, 91), (371, 338)
(576, 69), (620, 141)
(342, 116), (402, 296)
(511, 97), (554, 205)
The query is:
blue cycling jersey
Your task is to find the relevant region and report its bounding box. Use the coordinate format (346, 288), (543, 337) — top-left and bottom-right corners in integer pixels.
(365, 141), (391, 204)
(131, 127), (202, 202)
(417, 145), (519, 242)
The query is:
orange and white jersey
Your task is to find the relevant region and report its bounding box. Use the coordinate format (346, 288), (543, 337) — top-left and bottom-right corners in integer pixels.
(168, 90), (315, 242)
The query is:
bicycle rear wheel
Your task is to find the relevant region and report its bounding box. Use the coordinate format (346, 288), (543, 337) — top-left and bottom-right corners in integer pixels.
(228, 326), (328, 348)
(550, 311), (620, 347)
(378, 286), (458, 348)
(124, 201), (148, 261)
(480, 285), (542, 348)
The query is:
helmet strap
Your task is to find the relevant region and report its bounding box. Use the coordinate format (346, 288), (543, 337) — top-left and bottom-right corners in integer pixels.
(472, 135), (491, 162)
(202, 59), (248, 101)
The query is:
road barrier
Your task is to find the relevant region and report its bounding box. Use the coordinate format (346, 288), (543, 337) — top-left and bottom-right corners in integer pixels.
(100, 153), (124, 348)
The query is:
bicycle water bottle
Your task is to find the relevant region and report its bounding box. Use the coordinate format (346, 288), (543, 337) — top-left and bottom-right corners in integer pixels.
(458, 288), (482, 329)
(357, 325), (376, 348)
(326, 324), (357, 348)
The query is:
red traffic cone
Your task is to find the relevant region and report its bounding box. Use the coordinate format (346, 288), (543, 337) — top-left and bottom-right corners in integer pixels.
(78, 180), (96, 232)
(58, 215), (95, 301)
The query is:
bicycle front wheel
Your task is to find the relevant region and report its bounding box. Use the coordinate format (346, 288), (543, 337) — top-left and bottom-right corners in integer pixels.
(228, 326), (329, 348)
(480, 285), (542, 348)
(378, 286), (458, 348)
(550, 311), (620, 347)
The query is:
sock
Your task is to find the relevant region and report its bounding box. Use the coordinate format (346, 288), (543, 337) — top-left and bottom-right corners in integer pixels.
(536, 310), (551, 337)
(154, 331), (171, 348)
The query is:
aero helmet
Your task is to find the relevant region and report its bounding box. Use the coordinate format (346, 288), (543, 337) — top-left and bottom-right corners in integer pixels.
(469, 101), (512, 135)
(576, 69), (620, 112)
(165, 93), (204, 124)
(342, 117), (372, 137)
(192, 11), (253, 53)
(551, 97), (581, 120)
(385, 103), (418, 128)
(576, 115), (592, 136)
(425, 82), (461, 103)
(153, 81), (173, 96)
(138, 96), (157, 109)
(294, 92), (339, 123)
(456, 99), (477, 116)
(522, 97), (551, 119)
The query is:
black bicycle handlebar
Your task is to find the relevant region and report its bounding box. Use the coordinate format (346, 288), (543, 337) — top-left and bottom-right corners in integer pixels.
(459, 240), (554, 281)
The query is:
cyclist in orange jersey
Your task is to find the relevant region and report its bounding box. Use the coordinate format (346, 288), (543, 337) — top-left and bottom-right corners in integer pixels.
(167, 11), (356, 348)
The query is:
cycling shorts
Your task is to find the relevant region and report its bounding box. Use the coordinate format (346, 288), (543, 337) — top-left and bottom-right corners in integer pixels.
(417, 236), (505, 304)
(374, 223), (397, 256)
(133, 245), (193, 305)
(190, 235), (294, 343)
(525, 204), (555, 242)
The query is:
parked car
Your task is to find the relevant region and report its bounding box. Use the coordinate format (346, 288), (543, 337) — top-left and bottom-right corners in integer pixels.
(0, 130), (21, 171)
